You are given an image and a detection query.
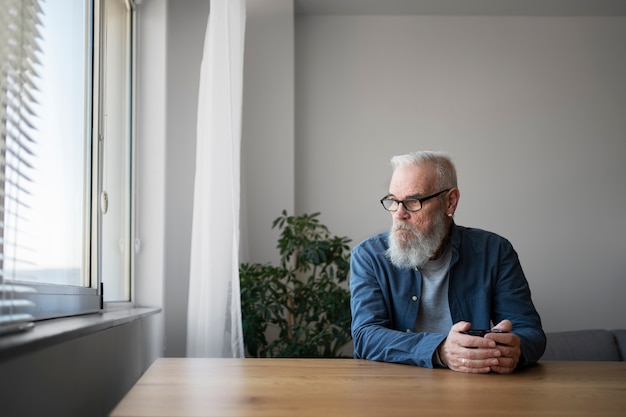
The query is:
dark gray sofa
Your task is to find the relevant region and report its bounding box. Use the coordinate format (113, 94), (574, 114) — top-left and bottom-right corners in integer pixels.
(540, 329), (626, 361)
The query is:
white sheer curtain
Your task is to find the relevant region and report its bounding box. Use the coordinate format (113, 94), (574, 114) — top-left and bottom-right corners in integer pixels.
(186, 0), (246, 358)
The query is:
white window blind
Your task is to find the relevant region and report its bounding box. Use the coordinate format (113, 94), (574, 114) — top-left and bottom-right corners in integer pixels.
(0, 0), (41, 335)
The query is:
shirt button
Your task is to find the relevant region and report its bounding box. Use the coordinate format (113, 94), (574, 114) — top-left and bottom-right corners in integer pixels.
(406, 329), (412, 332)
(411, 295), (418, 301)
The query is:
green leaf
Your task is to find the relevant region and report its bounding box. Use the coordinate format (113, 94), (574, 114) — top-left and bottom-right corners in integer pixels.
(239, 210), (352, 358)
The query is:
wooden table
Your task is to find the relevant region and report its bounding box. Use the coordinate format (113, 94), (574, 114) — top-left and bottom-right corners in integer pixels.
(110, 358), (626, 417)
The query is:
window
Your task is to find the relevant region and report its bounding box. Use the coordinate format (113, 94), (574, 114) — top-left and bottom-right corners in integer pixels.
(100, 0), (134, 303)
(0, 0), (135, 334)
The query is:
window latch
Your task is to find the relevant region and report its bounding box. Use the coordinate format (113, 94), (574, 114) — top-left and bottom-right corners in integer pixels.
(101, 191), (109, 214)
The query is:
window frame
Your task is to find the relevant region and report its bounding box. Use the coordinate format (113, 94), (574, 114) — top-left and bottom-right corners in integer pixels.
(1, 0), (136, 325)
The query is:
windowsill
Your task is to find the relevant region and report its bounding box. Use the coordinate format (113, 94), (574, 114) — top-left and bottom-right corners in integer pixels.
(0, 305), (161, 362)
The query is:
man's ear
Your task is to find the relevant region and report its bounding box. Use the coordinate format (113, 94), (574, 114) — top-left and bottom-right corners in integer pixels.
(446, 188), (460, 215)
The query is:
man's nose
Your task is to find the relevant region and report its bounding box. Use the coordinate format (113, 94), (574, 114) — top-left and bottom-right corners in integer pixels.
(394, 203), (410, 219)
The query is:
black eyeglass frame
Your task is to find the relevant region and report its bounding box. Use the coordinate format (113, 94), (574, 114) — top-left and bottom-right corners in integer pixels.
(380, 188), (451, 212)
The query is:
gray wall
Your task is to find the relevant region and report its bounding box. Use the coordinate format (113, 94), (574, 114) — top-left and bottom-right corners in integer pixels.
(241, 0), (296, 264)
(158, 2), (625, 356)
(162, 0), (209, 360)
(294, 15), (626, 333)
(0, 314), (160, 417)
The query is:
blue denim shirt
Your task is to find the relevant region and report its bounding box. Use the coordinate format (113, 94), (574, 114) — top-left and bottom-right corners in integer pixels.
(350, 223), (546, 368)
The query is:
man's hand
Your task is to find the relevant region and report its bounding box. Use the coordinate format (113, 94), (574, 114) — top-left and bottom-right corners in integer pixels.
(437, 321), (502, 373)
(485, 320), (521, 374)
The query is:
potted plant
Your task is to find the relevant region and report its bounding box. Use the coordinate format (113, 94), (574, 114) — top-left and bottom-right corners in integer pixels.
(239, 210), (352, 358)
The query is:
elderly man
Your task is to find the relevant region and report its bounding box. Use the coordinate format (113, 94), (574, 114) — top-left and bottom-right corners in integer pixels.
(350, 150), (545, 373)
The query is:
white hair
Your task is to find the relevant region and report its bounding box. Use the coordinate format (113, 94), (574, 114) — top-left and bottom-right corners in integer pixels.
(390, 151), (457, 190)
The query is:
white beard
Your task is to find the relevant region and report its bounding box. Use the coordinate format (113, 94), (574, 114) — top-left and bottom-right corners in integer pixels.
(385, 211), (448, 270)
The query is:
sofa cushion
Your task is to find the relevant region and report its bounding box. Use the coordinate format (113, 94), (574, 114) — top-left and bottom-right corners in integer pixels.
(541, 329), (621, 361)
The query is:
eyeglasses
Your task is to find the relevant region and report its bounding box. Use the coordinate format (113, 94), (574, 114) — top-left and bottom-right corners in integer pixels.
(380, 189), (450, 212)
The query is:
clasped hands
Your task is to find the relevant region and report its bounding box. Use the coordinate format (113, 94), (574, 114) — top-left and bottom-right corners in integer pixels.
(437, 320), (521, 374)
